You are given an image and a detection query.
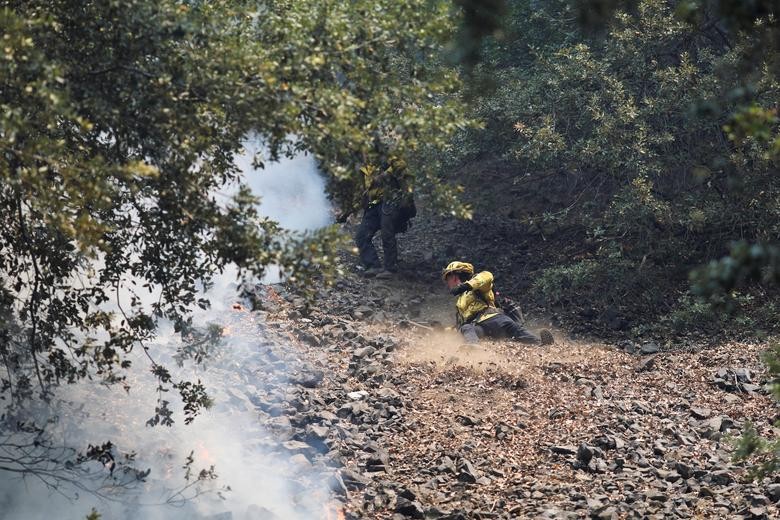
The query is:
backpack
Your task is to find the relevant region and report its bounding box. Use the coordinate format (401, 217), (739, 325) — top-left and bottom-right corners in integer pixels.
(399, 196), (417, 220)
(497, 293), (525, 325)
(393, 196), (416, 233)
(473, 285), (526, 325)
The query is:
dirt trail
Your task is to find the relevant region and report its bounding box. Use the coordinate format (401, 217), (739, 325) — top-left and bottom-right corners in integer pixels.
(263, 199), (780, 519)
(294, 263), (779, 519)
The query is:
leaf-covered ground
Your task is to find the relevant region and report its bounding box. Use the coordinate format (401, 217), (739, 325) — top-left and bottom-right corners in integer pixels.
(251, 206), (780, 518)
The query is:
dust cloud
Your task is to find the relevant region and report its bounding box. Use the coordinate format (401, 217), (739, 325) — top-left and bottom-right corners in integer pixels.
(399, 330), (519, 372)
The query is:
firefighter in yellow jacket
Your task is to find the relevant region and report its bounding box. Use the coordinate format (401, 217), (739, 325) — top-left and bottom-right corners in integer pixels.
(442, 261), (554, 345)
(355, 149), (416, 278)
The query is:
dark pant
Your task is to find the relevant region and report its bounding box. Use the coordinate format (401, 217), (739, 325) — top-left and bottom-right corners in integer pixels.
(355, 202), (401, 271)
(459, 314), (541, 344)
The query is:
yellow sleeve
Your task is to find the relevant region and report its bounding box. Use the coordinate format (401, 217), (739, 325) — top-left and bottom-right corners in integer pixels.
(360, 164), (376, 180)
(467, 271), (493, 291)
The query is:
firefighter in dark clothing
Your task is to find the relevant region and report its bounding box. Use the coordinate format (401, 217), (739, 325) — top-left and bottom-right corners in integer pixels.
(442, 261), (554, 345)
(354, 151), (416, 278)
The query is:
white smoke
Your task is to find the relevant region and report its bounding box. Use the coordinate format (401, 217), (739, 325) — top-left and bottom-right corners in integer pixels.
(235, 136), (333, 233)
(0, 139), (335, 519)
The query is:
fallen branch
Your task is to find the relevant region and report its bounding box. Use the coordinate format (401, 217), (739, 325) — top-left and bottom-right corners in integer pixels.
(407, 320), (434, 331)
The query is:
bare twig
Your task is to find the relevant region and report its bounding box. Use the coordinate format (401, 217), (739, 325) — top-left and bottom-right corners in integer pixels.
(15, 196), (47, 396)
(407, 320), (433, 331)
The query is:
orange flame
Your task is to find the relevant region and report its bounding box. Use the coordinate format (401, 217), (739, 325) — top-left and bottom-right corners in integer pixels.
(323, 503), (345, 520)
(196, 440), (215, 465)
(265, 286), (284, 305)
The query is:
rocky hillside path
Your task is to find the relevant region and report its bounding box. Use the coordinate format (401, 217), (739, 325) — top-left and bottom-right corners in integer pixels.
(257, 259), (779, 520)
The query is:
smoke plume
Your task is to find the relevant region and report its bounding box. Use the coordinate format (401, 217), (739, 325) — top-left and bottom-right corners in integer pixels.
(0, 139), (334, 519)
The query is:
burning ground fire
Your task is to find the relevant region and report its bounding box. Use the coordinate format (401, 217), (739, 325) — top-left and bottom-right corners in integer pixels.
(323, 502), (346, 520)
(0, 144), (337, 519)
(220, 301), (257, 337)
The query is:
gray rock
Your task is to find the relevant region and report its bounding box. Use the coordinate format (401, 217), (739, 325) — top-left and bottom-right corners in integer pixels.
(690, 407), (712, 419)
(317, 410), (340, 424)
(295, 330), (321, 347)
(306, 424), (330, 440)
(282, 440), (313, 454)
(457, 459), (480, 484)
(327, 472), (348, 497)
(586, 498), (604, 510)
(347, 390), (369, 401)
(592, 435), (617, 450)
(705, 416), (723, 431)
(699, 486), (715, 498)
(750, 494), (769, 506)
(709, 470), (735, 485)
(647, 492), (668, 502)
(366, 448), (390, 473)
(674, 462), (693, 479)
(352, 306), (375, 319)
(398, 488), (416, 501)
(456, 415), (479, 426)
(593, 505), (618, 520)
(735, 368), (752, 382)
(377, 387), (401, 402)
(577, 443), (594, 466)
(289, 453), (311, 470)
(353, 346), (376, 359)
(641, 342), (661, 354)
(436, 456), (457, 474)
(551, 445), (578, 456)
(765, 483), (780, 502)
(338, 401), (370, 418)
(636, 355), (657, 372)
(290, 370), (325, 388)
(664, 471), (682, 483)
(395, 497), (424, 518)
(340, 468), (370, 489)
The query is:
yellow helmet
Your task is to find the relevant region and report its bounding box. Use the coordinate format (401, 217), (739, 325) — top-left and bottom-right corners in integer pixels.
(441, 261), (474, 280)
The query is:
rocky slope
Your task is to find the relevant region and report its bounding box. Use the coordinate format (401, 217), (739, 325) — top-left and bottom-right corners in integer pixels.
(238, 225), (779, 519)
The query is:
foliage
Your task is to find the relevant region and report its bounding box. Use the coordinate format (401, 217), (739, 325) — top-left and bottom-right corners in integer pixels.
(448, 0), (779, 331)
(532, 259), (609, 305)
(250, 0), (476, 218)
(452, 0), (509, 68)
(691, 242), (780, 307)
(450, 0), (780, 479)
(732, 342), (780, 480)
(0, 0), (469, 496)
(578, 0), (780, 312)
(734, 420), (780, 480)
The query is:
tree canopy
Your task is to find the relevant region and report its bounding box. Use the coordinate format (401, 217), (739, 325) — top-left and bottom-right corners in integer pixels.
(442, 0), (779, 335)
(3, 0), (780, 499)
(0, 0), (469, 486)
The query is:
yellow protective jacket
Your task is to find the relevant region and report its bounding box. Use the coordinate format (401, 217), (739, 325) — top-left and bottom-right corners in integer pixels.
(360, 156), (413, 207)
(455, 271), (500, 326)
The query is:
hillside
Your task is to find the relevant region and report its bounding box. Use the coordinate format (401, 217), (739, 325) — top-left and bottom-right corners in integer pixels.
(245, 206), (780, 519)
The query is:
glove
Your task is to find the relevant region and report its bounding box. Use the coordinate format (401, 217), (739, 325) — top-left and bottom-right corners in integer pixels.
(450, 283), (471, 296)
